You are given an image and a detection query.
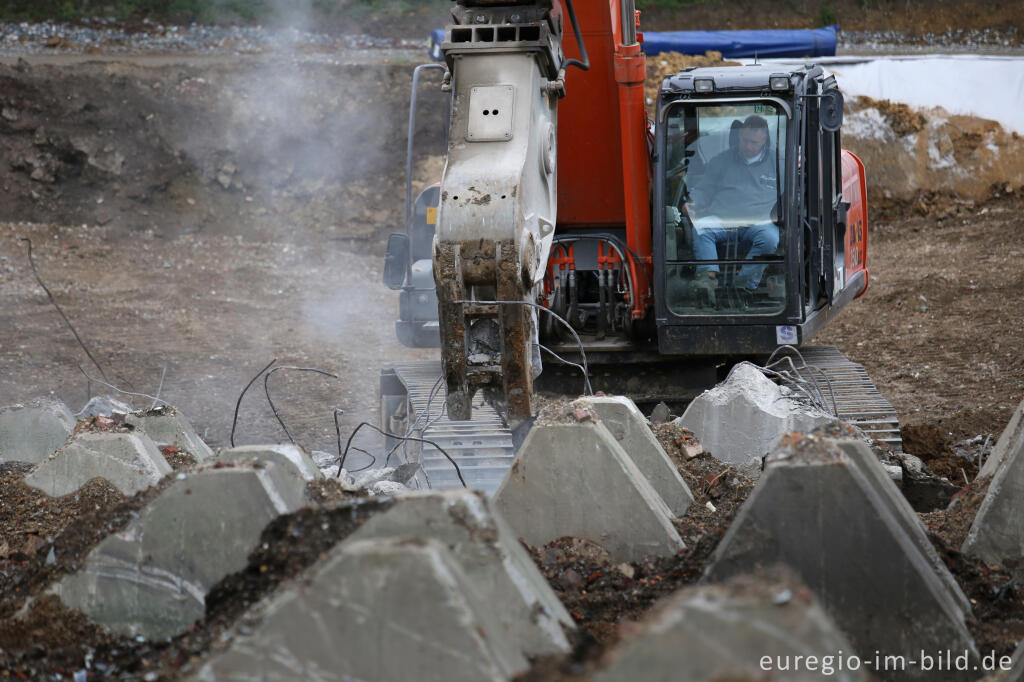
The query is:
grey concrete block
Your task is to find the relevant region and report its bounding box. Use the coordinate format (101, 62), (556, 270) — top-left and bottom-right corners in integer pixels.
(26, 431), (172, 497)
(51, 462), (307, 639)
(493, 422), (684, 562)
(193, 538), (528, 682)
(126, 407), (213, 461)
(215, 444), (322, 482)
(593, 569), (869, 682)
(979, 397), (1024, 479)
(575, 396), (694, 517)
(962, 406), (1024, 565)
(348, 489), (574, 656)
(677, 362), (835, 478)
(706, 435), (977, 680)
(0, 398), (75, 465)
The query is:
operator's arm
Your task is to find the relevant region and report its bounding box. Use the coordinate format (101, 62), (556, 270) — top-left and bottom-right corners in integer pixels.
(686, 154), (725, 217)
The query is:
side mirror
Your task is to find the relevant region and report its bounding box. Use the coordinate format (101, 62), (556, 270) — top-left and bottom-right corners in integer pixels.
(820, 90), (844, 132)
(383, 233), (410, 290)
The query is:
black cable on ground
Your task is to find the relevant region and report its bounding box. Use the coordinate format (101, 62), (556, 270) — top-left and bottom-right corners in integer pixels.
(231, 358), (276, 447)
(262, 365), (339, 446)
(338, 421), (466, 488)
(22, 237), (110, 384)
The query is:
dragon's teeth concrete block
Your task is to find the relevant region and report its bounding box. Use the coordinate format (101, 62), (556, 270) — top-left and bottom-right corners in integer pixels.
(593, 569), (869, 682)
(706, 435), (977, 680)
(962, 400), (1024, 565)
(50, 462), (307, 639)
(575, 396), (694, 517)
(125, 407), (213, 461)
(26, 431), (171, 497)
(0, 398), (75, 465)
(348, 489), (574, 656)
(493, 421), (684, 562)
(193, 538), (529, 682)
(215, 444), (322, 482)
(677, 362), (835, 478)
(979, 397), (1024, 479)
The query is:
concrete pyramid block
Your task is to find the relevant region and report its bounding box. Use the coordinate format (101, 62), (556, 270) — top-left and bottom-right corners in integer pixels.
(51, 462), (308, 639)
(962, 404), (1024, 565)
(26, 431), (172, 497)
(494, 421), (684, 562)
(593, 568), (869, 682)
(676, 362), (835, 478)
(706, 435), (977, 680)
(0, 398), (75, 465)
(574, 396), (694, 517)
(980, 397), (1024, 478)
(193, 537), (528, 682)
(126, 406), (213, 461)
(215, 444), (323, 482)
(348, 489), (574, 656)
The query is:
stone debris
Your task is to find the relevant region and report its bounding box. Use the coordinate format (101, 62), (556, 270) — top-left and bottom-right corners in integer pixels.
(593, 568), (868, 682)
(706, 433), (977, 680)
(676, 362), (836, 478)
(494, 421), (684, 562)
(575, 395), (694, 517)
(0, 398), (75, 465)
(215, 444), (322, 482)
(348, 490), (574, 657)
(962, 399), (1024, 566)
(193, 537), (528, 682)
(75, 396), (131, 419)
(125, 406), (213, 461)
(26, 431), (171, 497)
(50, 462), (308, 639)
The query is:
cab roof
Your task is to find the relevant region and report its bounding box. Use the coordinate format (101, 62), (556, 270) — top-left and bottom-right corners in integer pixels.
(661, 63), (825, 96)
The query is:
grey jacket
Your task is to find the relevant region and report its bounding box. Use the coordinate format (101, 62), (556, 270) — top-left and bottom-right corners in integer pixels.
(689, 145), (778, 224)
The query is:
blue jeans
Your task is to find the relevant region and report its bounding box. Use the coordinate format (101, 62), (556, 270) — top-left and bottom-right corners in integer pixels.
(693, 216), (779, 290)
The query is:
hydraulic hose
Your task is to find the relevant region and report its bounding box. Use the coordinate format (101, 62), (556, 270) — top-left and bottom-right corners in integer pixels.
(561, 0), (590, 71)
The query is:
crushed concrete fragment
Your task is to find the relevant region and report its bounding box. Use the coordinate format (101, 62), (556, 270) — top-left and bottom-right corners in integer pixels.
(369, 480), (409, 496)
(50, 461), (309, 639)
(575, 395), (694, 517)
(193, 538), (529, 682)
(26, 431), (171, 497)
(125, 407), (213, 461)
(215, 444), (322, 482)
(706, 434), (977, 680)
(348, 489), (574, 657)
(76, 396), (131, 419)
(494, 421), (684, 562)
(677, 362), (836, 478)
(594, 568), (868, 682)
(962, 400), (1024, 565)
(0, 398), (75, 465)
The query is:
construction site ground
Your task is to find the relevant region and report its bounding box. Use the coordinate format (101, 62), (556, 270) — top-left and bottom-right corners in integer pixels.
(0, 14), (1023, 681)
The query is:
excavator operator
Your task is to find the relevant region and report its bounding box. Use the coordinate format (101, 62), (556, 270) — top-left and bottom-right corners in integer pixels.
(686, 115), (780, 294)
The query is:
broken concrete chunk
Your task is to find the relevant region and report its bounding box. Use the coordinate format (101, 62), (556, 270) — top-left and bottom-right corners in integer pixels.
(494, 421), (684, 562)
(126, 407), (213, 461)
(76, 396), (131, 420)
(51, 462), (307, 639)
(594, 568), (868, 682)
(0, 398), (75, 465)
(706, 434), (977, 680)
(348, 489), (574, 657)
(26, 431), (171, 497)
(576, 395), (694, 517)
(193, 538), (528, 682)
(962, 403), (1024, 565)
(676, 362), (835, 478)
(215, 444), (321, 481)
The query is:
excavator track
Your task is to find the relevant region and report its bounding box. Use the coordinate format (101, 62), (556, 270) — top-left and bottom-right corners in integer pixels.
(380, 346), (901, 495)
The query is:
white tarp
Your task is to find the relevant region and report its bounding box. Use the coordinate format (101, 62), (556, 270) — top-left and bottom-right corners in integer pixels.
(750, 56), (1024, 135)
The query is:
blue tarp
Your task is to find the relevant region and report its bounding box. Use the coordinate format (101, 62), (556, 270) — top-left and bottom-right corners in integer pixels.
(641, 26), (839, 59)
(428, 25), (838, 62)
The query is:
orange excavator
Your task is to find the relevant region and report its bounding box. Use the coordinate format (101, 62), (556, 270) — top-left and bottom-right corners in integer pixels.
(381, 1), (891, 490)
